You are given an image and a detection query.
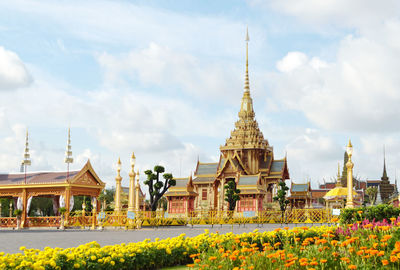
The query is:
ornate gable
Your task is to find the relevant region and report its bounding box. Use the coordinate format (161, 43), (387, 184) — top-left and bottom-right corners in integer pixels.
(70, 160), (105, 187)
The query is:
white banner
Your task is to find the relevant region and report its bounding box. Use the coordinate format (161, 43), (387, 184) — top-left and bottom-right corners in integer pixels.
(26, 196), (33, 213)
(91, 196), (97, 209)
(17, 197), (23, 210)
(70, 196), (74, 211)
(59, 195), (65, 208)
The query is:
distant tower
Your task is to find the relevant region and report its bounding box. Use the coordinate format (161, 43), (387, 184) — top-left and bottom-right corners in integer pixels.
(21, 129), (32, 184)
(379, 146), (394, 202)
(64, 128), (74, 180)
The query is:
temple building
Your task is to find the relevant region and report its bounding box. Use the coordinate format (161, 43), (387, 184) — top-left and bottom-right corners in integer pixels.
(165, 30), (290, 215)
(287, 181), (312, 209)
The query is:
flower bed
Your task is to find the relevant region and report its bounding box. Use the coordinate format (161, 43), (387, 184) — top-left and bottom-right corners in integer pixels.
(2, 217), (400, 269)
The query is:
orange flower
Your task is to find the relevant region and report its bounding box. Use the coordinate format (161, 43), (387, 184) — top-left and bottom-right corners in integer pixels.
(229, 255), (237, 261)
(209, 256), (217, 261)
(320, 259), (327, 263)
(382, 259), (389, 266)
(390, 256), (398, 263)
(187, 264), (195, 268)
(194, 259), (201, 263)
(348, 265), (357, 269)
(357, 210), (363, 214)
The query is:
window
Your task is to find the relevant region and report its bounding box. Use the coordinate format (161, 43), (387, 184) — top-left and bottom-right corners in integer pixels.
(202, 189), (207, 200)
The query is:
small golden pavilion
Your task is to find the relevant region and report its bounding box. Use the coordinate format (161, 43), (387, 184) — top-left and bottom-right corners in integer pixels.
(324, 164), (360, 208)
(165, 30), (290, 215)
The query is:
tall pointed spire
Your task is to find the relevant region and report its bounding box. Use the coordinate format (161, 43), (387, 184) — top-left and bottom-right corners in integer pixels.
(244, 26), (250, 92)
(21, 129), (31, 168)
(336, 162), (342, 187)
(64, 128), (73, 164)
(64, 128), (73, 180)
(21, 129), (31, 184)
(239, 27), (255, 118)
(382, 145), (388, 180)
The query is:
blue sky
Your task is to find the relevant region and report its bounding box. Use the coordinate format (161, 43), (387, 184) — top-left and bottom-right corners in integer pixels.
(1, 0), (400, 189)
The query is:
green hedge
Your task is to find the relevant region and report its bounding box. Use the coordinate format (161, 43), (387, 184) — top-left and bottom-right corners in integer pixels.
(340, 204), (400, 224)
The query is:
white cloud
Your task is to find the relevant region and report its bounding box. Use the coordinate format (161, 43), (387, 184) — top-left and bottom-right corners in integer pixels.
(97, 43), (242, 101)
(0, 46), (32, 90)
(269, 24), (400, 133)
(256, 0), (400, 30)
(276, 52), (308, 73)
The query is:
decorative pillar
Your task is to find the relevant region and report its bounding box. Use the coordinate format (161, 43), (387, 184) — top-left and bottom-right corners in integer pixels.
(135, 170), (140, 211)
(128, 152), (136, 212)
(220, 179), (225, 211)
(9, 201), (12, 217)
(91, 197), (97, 230)
(21, 188), (27, 228)
(346, 140), (355, 209)
(114, 158), (122, 213)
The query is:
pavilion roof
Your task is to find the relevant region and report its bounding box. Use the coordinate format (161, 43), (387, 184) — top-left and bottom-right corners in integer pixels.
(0, 171), (80, 185)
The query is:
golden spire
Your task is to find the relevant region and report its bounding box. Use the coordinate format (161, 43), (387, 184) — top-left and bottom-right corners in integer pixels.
(239, 27), (255, 117)
(21, 129), (31, 167)
(244, 26), (250, 92)
(336, 162), (342, 187)
(64, 128), (73, 164)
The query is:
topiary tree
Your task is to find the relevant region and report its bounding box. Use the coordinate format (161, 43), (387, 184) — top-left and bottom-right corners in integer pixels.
(273, 180), (290, 224)
(144, 165), (175, 211)
(224, 180), (241, 212)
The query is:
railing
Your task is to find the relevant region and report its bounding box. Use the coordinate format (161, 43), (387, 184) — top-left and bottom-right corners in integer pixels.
(25, 217), (60, 227)
(0, 217), (17, 227)
(0, 208), (336, 229)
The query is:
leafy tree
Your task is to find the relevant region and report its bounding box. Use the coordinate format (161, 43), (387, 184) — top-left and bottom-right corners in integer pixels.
(73, 196), (93, 212)
(144, 165), (175, 211)
(30, 197), (54, 216)
(0, 198), (12, 217)
(366, 187), (378, 206)
(99, 188), (115, 211)
(224, 180), (241, 211)
(273, 180), (290, 223)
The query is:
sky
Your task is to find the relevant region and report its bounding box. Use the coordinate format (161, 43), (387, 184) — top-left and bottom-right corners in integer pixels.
(1, 0), (400, 190)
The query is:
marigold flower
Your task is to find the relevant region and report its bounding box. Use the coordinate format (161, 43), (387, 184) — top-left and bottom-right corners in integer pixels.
(348, 265), (357, 269)
(382, 259), (389, 266)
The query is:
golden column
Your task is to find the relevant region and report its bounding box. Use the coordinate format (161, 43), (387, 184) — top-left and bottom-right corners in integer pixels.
(345, 140), (355, 208)
(135, 170), (140, 211)
(114, 158), (122, 213)
(128, 152), (136, 212)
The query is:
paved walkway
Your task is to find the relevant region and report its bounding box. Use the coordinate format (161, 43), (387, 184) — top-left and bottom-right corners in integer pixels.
(0, 223), (326, 254)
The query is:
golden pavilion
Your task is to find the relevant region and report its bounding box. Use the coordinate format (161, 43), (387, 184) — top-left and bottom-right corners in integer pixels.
(165, 29), (290, 215)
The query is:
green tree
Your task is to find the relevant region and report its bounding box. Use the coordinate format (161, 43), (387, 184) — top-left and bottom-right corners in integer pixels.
(144, 165), (175, 211)
(99, 188), (115, 211)
(273, 180), (290, 223)
(0, 198), (12, 217)
(366, 186), (378, 206)
(30, 197), (54, 216)
(73, 196), (93, 212)
(224, 180), (241, 211)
